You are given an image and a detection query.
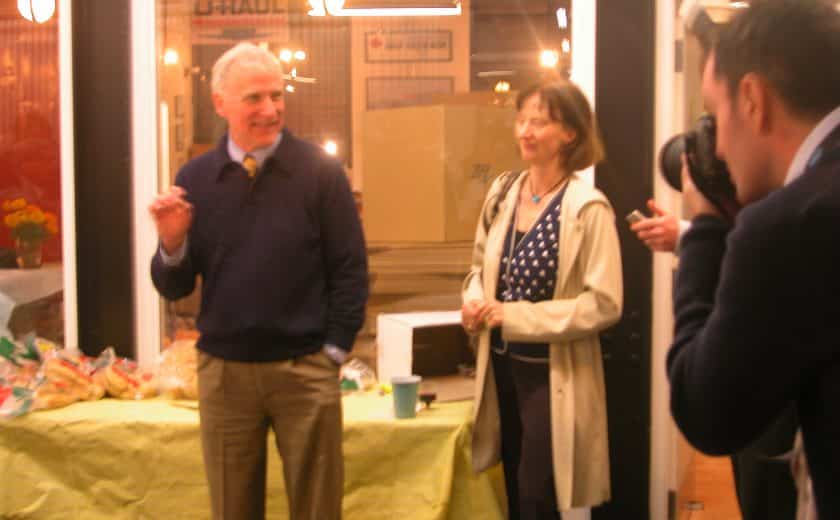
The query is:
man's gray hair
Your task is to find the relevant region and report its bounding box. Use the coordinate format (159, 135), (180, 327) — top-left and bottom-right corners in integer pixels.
(211, 42), (284, 94)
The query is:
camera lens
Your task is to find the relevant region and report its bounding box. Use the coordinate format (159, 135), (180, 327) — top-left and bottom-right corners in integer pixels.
(659, 134), (685, 191)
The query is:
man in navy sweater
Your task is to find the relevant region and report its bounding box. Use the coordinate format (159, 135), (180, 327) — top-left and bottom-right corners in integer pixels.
(667, 1), (840, 518)
(148, 42), (367, 520)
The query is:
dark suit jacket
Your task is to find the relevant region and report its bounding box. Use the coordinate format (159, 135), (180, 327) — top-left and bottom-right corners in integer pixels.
(667, 123), (840, 518)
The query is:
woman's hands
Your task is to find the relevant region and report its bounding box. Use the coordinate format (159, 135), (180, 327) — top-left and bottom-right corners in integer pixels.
(461, 300), (484, 334)
(461, 299), (504, 334)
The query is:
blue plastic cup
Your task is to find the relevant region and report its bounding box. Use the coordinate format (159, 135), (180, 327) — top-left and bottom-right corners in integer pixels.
(391, 375), (422, 419)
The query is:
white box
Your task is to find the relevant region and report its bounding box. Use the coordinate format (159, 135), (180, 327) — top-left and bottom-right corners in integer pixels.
(376, 310), (470, 384)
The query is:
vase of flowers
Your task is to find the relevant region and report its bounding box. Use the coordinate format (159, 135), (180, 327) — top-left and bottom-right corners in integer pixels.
(2, 198), (58, 269)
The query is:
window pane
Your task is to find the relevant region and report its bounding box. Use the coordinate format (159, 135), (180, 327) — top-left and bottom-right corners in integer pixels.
(0, 3), (64, 345)
(156, 0), (572, 364)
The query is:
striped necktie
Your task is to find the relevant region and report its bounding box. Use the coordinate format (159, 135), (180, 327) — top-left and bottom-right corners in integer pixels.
(242, 154), (258, 179)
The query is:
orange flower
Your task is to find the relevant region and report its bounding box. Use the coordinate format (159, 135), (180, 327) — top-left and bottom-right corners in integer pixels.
(2, 201), (58, 241)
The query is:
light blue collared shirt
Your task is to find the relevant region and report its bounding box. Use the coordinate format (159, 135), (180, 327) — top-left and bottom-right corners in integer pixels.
(226, 132), (283, 171)
(784, 105), (840, 186)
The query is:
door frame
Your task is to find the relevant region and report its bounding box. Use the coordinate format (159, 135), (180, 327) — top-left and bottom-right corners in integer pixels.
(131, 0), (162, 366)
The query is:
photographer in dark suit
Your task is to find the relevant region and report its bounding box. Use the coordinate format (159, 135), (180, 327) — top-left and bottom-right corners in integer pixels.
(666, 1), (840, 518)
(633, 200), (798, 520)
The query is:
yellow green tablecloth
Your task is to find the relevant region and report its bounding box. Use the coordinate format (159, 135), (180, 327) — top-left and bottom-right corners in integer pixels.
(0, 394), (505, 519)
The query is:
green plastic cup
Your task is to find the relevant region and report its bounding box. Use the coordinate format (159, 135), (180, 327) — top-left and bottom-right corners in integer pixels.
(391, 375), (422, 419)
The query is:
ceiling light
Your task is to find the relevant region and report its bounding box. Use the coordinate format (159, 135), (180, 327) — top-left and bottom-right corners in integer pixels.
(493, 81), (510, 93)
(17, 0), (55, 23)
(163, 48), (180, 66)
(556, 8), (568, 29)
(311, 0), (461, 17)
(279, 49), (293, 63)
(294, 50), (307, 61)
(308, 0), (327, 15)
(539, 50), (560, 69)
(561, 38), (571, 54)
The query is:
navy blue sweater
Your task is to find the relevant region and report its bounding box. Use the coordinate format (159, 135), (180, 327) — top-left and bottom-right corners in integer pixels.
(151, 130), (368, 362)
(667, 141), (840, 518)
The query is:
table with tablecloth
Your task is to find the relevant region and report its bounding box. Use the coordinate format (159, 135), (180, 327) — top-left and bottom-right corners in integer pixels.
(0, 393), (505, 519)
(0, 264), (63, 341)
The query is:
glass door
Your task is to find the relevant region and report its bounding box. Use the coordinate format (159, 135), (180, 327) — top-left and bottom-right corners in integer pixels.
(0, 0), (75, 349)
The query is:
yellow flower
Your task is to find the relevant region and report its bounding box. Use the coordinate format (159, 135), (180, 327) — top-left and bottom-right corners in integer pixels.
(28, 208), (46, 224)
(2, 201), (58, 240)
(17, 210), (33, 224)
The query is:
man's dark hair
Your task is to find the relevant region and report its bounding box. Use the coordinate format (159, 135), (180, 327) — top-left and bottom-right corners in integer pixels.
(713, 0), (840, 120)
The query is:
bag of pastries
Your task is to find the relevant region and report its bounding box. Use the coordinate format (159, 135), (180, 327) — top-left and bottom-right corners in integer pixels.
(34, 349), (105, 410)
(92, 347), (158, 400)
(158, 339), (198, 400)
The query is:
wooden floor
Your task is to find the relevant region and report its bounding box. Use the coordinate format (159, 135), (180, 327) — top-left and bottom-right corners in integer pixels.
(678, 453), (742, 520)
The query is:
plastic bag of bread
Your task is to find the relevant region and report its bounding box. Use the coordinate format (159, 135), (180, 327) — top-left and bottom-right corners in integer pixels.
(0, 335), (39, 364)
(157, 339), (198, 400)
(92, 347), (158, 400)
(0, 356), (40, 390)
(0, 379), (34, 418)
(34, 349), (105, 410)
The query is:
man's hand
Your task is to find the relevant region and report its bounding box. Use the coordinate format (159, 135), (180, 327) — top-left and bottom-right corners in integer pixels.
(461, 299), (485, 334)
(681, 155), (722, 219)
(631, 199), (680, 253)
(148, 186), (193, 254)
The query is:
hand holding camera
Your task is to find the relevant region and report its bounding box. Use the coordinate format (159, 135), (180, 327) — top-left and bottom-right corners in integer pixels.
(659, 114), (741, 221)
(679, 154), (724, 219)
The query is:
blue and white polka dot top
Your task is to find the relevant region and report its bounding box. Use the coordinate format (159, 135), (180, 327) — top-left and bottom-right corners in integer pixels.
(491, 186), (567, 360)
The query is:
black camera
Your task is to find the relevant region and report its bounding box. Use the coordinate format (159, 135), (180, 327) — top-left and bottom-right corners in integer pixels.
(659, 114), (740, 220)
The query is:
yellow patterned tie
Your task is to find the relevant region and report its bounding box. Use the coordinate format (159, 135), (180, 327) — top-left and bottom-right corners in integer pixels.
(242, 154), (258, 179)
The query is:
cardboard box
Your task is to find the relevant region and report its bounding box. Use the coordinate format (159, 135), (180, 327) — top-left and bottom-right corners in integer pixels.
(362, 104), (524, 242)
(376, 311), (473, 384)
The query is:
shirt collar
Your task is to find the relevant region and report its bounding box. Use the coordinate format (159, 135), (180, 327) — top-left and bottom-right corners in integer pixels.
(784, 105), (840, 185)
(226, 132), (283, 169)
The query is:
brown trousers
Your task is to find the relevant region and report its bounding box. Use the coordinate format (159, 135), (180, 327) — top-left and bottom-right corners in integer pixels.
(197, 350), (343, 520)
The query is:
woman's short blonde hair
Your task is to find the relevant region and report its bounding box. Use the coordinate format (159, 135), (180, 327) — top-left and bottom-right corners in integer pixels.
(515, 81), (605, 172)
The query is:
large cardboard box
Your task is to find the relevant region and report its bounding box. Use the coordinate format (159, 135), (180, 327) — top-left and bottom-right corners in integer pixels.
(362, 104), (524, 242)
(376, 311), (473, 384)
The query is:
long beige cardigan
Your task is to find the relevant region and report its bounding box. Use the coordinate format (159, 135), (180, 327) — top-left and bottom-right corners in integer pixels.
(462, 172), (624, 510)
